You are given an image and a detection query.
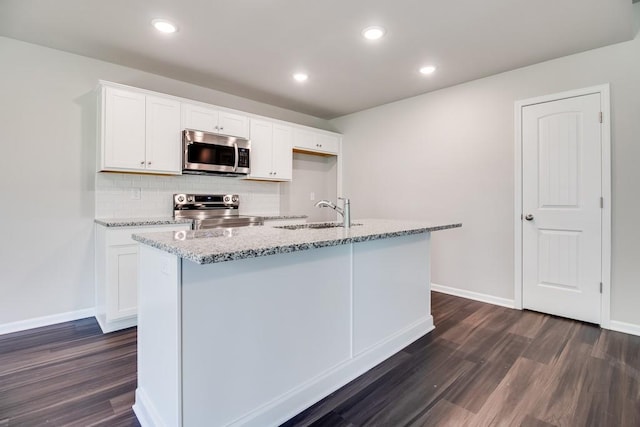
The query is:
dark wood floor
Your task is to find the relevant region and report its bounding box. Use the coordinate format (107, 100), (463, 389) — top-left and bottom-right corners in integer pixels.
(1, 293), (639, 426)
(0, 318), (139, 426)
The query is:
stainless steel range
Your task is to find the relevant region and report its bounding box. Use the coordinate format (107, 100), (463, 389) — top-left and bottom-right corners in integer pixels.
(174, 194), (263, 229)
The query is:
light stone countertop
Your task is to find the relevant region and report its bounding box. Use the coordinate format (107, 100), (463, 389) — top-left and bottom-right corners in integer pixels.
(94, 217), (194, 227)
(248, 214), (308, 221)
(95, 214), (306, 227)
(132, 219), (461, 265)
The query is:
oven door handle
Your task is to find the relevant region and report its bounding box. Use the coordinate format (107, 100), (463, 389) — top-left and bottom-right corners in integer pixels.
(233, 142), (239, 172)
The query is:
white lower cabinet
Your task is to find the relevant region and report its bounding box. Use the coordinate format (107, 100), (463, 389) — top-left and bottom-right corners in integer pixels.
(95, 223), (191, 333)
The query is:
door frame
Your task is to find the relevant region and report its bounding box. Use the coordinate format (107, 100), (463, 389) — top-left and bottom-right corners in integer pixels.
(514, 84), (611, 328)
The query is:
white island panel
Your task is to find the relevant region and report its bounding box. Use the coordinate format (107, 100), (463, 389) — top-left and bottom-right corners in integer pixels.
(353, 233), (431, 355)
(181, 245), (352, 427)
(134, 245), (182, 427)
(132, 220), (461, 427)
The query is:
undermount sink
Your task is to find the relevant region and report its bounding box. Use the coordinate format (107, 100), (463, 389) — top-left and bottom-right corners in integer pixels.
(275, 222), (362, 230)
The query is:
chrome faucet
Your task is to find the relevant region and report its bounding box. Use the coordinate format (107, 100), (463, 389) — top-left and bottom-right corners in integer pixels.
(315, 197), (351, 228)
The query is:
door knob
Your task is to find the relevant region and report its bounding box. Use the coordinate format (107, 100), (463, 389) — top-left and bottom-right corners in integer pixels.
(525, 214), (534, 221)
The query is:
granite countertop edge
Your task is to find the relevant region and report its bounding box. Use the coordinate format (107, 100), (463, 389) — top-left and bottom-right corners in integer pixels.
(95, 214), (307, 227)
(132, 222), (461, 265)
(94, 218), (194, 227)
(254, 214), (308, 220)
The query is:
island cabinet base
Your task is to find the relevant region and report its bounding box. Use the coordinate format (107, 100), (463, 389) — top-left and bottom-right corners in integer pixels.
(134, 233), (433, 427)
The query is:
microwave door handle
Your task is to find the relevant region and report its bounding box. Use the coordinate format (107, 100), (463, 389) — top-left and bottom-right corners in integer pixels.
(233, 142), (239, 172)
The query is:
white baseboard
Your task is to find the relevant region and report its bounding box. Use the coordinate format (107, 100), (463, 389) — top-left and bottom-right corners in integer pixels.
(95, 312), (137, 334)
(0, 308), (96, 336)
(133, 388), (165, 427)
(431, 283), (516, 309)
(609, 320), (640, 337)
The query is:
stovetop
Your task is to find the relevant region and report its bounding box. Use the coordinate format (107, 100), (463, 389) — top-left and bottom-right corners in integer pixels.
(173, 194), (263, 229)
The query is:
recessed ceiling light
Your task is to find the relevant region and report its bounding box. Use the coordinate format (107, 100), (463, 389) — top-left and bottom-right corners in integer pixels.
(293, 73), (309, 82)
(419, 65), (437, 75)
(152, 19), (178, 34)
(362, 26), (386, 40)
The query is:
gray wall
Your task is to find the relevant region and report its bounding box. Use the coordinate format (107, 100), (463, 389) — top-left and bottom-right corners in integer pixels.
(0, 36), (332, 327)
(331, 5), (640, 326)
(280, 153), (338, 222)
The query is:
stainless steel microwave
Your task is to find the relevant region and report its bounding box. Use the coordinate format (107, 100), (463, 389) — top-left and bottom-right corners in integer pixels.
(182, 129), (250, 175)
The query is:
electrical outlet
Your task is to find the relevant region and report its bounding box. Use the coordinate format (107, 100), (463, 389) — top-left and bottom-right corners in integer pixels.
(310, 192), (315, 201)
(130, 188), (141, 200)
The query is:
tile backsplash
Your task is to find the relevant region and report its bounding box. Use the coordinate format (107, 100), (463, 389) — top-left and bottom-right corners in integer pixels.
(95, 173), (280, 218)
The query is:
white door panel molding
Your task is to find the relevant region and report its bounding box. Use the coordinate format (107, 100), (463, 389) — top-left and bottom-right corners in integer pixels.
(515, 85), (611, 327)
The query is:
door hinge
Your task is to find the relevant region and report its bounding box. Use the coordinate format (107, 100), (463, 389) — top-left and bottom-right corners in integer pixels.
(600, 282), (603, 293)
(599, 112), (603, 123)
(600, 197), (604, 209)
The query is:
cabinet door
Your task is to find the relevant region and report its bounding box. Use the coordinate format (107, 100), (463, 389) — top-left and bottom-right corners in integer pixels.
(182, 103), (218, 133)
(248, 119), (273, 179)
(146, 96), (182, 174)
(103, 88), (146, 170)
(292, 128), (316, 151)
(315, 133), (340, 154)
(218, 111), (249, 138)
(106, 244), (138, 321)
(272, 124), (293, 181)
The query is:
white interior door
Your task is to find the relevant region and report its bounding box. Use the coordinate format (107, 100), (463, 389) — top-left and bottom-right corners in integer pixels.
(522, 93), (602, 324)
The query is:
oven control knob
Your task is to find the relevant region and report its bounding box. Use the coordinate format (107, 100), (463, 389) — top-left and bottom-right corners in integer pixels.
(232, 196), (239, 203)
(187, 196), (194, 202)
(176, 195), (185, 203)
(224, 195), (231, 203)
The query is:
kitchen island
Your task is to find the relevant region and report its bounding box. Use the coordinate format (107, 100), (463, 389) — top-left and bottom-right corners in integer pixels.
(132, 219), (460, 427)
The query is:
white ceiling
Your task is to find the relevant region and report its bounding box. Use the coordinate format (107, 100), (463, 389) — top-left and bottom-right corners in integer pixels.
(0, 0), (635, 119)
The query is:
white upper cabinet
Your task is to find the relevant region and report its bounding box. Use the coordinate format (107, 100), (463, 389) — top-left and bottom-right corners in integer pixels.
(219, 111), (249, 138)
(315, 133), (340, 154)
(100, 85), (181, 175)
(248, 119), (292, 181)
(272, 124), (293, 180)
(292, 128), (340, 155)
(182, 103), (249, 138)
(145, 96), (181, 173)
(103, 88), (146, 170)
(98, 81), (340, 179)
(248, 119), (273, 179)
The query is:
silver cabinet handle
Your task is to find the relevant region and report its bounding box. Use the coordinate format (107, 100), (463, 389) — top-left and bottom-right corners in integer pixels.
(525, 214), (534, 221)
